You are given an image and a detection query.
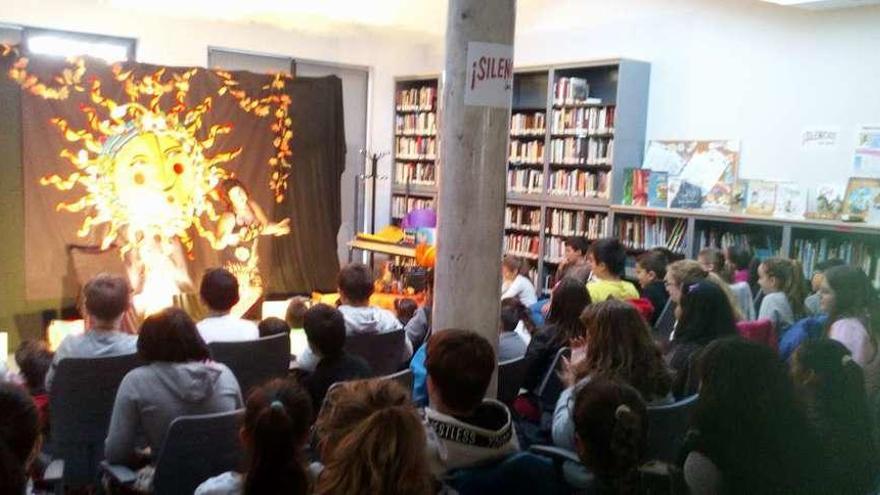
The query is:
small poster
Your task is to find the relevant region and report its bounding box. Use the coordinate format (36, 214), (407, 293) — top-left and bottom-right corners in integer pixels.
(801, 127), (839, 149)
(744, 180), (778, 216)
(843, 177), (880, 223)
(853, 125), (880, 178)
(774, 182), (807, 219)
(464, 42), (514, 109)
(647, 171), (669, 208)
(806, 184), (845, 220)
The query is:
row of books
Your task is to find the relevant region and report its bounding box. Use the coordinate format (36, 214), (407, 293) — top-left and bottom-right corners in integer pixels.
(505, 206), (542, 232)
(545, 208), (608, 238)
(791, 237), (880, 283)
(522, 267), (539, 290)
(395, 86), (436, 112)
(551, 106), (615, 135)
(391, 195), (433, 218)
(510, 112), (546, 136)
(394, 162), (436, 187)
(553, 77), (594, 106)
(503, 233), (540, 259)
(696, 229), (781, 259)
(395, 137), (437, 160)
(395, 112), (436, 136)
(547, 170), (609, 198)
(549, 137), (614, 165)
(508, 169), (544, 194)
(615, 216), (689, 254)
(509, 140), (545, 165)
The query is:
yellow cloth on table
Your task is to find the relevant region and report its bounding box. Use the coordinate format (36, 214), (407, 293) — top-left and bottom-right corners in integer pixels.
(356, 225), (405, 244)
(587, 279), (640, 302)
(312, 292), (425, 311)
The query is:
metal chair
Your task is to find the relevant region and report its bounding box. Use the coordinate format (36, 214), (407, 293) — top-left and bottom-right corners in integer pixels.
(381, 367), (414, 391)
(536, 347), (571, 410)
(497, 356), (527, 405)
(645, 394), (699, 464)
(209, 332), (291, 396)
(344, 328), (407, 376)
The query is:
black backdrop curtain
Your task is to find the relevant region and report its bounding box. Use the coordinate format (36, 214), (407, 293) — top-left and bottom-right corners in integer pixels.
(269, 76), (345, 294)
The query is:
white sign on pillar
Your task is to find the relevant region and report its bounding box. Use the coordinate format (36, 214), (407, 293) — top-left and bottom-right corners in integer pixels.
(464, 42), (514, 108)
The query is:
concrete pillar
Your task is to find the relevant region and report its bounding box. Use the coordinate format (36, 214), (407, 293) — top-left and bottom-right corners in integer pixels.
(433, 0), (516, 366)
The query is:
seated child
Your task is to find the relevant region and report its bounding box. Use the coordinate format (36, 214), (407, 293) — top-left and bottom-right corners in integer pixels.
(586, 238), (639, 302)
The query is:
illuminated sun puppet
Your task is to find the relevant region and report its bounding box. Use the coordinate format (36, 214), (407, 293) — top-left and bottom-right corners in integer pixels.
(9, 53), (294, 317)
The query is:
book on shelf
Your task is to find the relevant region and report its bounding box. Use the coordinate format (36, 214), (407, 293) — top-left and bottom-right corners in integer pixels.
(792, 237), (879, 286)
(697, 229), (781, 257)
(551, 106), (615, 135)
(507, 169), (544, 194)
(545, 208), (608, 239)
(394, 162), (436, 187)
(616, 216), (688, 254)
(395, 136), (436, 160)
(668, 178), (704, 209)
(505, 205), (542, 232)
(553, 77), (591, 106)
(622, 168), (649, 206)
(396, 86), (436, 111)
(743, 180), (778, 216)
(805, 184), (845, 220)
(395, 112), (436, 136)
(549, 137), (614, 165)
(548, 169), (608, 199)
(647, 171), (669, 208)
(503, 233), (540, 259)
(391, 195), (433, 218)
(774, 182), (807, 219)
(510, 112), (546, 136)
(509, 140), (545, 164)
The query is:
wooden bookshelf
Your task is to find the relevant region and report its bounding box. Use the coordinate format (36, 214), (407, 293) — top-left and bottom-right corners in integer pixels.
(391, 76), (439, 221)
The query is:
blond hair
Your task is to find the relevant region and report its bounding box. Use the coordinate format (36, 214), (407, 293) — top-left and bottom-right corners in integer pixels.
(667, 260), (744, 321)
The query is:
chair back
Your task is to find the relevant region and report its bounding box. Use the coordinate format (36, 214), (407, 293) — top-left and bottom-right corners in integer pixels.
(497, 356), (527, 405)
(209, 333), (291, 396)
(736, 319), (778, 352)
(537, 347), (571, 409)
(381, 368), (414, 392)
(49, 353), (142, 485)
(152, 409), (244, 495)
(653, 299), (676, 342)
(344, 329), (406, 376)
(645, 394), (699, 463)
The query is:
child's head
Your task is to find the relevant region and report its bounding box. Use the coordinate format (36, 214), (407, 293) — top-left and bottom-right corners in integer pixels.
(821, 265), (880, 328)
(240, 378), (313, 495)
(337, 263), (374, 306)
(0, 383), (40, 495)
(258, 317), (290, 338)
(587, 238), (627, 280)
(138, 307), (211, 364)
(303, 304), (347, 359)
(564, 236), (590, 265)
(547, 277), (592, 343)
(14, 341), (53, 395)
(500, 297), (536, 336)
(572, 378), (647, 491)
(676, 281), (738, 344)
(82, 273), (131, 326)
(199, 267), (240, 313)
(664, 260), (708, 304)
(315, 379), (431, 495)
(285, 296), (312, 329)
(394, 298), (419, 326)
(759, 257), (807, 316)
(725, 246), (753, 271)
(426, 329), (495, 416)
(501, 255), (524, 280)
(698, 248), (725, 276)
(634, 251), (667, 289)
(811, 259), (845, 293)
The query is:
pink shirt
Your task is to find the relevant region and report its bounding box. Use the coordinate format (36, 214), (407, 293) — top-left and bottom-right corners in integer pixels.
(733, 269), (750, 284)
(829, 318), (880, 400)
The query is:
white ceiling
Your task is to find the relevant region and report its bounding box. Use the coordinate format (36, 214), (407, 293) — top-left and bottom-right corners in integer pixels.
(759, 0), (880, 9)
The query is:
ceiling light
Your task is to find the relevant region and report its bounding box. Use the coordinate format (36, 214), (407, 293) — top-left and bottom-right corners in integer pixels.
(26, 34), (129, 63)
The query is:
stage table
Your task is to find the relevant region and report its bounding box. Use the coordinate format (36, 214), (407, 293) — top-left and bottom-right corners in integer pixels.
(311, 291), (426, 311)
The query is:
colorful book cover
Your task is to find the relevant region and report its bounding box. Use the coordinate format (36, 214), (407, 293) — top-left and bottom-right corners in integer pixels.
(774, 182), (807, 219)
(647, 171), (668, 208)
(669, 179), (703, 209)
(744, 180), (778, 216)
(622, 168), (635, 205)
(806, 184), (845, 220)
(843, 177), (880, 223)
(633, 169), (649, 207)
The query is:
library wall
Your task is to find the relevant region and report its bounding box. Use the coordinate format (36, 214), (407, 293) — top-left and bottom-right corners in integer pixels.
(508, 0), (880, 190)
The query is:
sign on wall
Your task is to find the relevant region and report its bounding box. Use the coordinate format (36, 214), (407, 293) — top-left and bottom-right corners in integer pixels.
(464, 42), (514, 108)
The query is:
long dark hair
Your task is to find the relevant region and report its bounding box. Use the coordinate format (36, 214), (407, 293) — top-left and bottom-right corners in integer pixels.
(546, 277), (591, 347)
(761, 257), (808, 319)
(0, 383), (39, 495)
(689, 337), (827, 494)
(675, 281), (738, 345)
(242, 379), (313, 495)
(792, 339), (878, 494)
(500, 297), (537, 335)
(824, 265), (880, 343)
(574, 300), (671, 400)
(573, 378), (647, 495)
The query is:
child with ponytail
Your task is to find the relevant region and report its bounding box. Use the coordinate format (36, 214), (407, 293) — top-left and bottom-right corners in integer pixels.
(791, 339), (879, 494)
(572, 378), (648, 495)
(196, 379), (313, 495)
(757, 257), (807, 333)
(499, 297), (535, 360)
(314, 379), (433, 495)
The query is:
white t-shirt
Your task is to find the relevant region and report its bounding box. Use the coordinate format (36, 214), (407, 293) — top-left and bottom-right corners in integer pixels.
(501, 275), (538, 307)
(195, 471), (242, 495)
(196, 314), (259, 344)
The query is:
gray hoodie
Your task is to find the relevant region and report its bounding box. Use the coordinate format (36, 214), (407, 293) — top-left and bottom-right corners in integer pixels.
(45, 330), (138, 391)
(104, 361), (243, 464)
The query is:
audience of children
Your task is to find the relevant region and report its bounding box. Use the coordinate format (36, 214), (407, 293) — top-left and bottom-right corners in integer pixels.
(790, 339), (879, 495)
(757, 257), (807, 334)
(195, 379), (314, 495)
(498, 298), (532, 361)
(501, 255), (538, 307)
(553, 300), (672, 452)
(633, 250), (669, 325)
(424, 329), (519, 475)
(820, 264), (880, 401)
(14, 341), (53, 432)
(664, 259), (743, 322)
(0, 382), (40, 495)
(804, 258), (845, 315)
(300, 304), (373, 408)
(585, 238), (640, 302)
(314, 379), (433, 495)
(285, 296), (312, 359)
(45, 273), (138, 390)
(257, 316), (290, 338)
(105, 307), (243, 471)
(197, 268), (260, 344)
